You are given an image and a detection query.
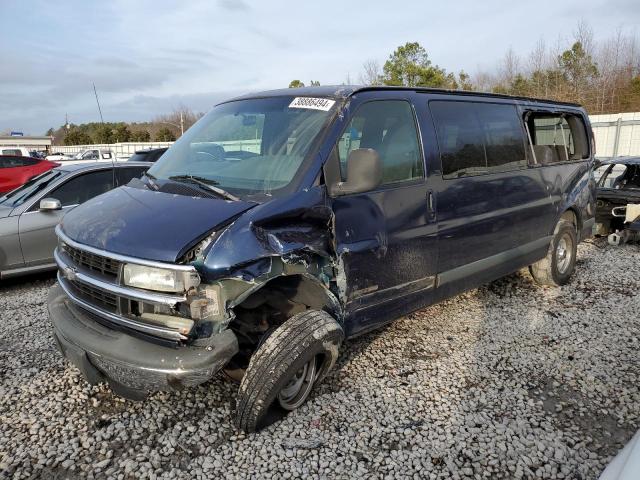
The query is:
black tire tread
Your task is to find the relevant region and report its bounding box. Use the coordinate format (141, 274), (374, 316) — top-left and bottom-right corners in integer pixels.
(529, 220), (577, 286)
(234, 309), (343, 432)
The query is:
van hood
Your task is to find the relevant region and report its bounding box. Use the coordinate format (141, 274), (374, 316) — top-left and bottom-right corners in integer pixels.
(60, 186), (256, 262)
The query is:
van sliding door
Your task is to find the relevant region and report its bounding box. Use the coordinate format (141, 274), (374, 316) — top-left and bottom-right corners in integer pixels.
(428, 100), (552, 293)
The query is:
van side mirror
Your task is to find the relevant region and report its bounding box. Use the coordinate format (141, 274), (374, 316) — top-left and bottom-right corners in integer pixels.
(39, 198), (62, 211)
(332, 148), (382, 196)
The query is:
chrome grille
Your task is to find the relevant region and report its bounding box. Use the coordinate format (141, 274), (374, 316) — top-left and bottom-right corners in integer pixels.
(67, 279), (118, 313)
(55, 226), (193, 341)
(62, 244), (121, 277)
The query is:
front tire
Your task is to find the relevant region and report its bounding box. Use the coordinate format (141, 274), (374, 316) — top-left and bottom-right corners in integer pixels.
(234, 310), (344, 432)
(529, 220), (577, 286)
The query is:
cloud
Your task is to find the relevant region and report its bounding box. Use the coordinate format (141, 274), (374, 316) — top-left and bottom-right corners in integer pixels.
(1, 0), (638, 134)
(217, 0), (250, 11)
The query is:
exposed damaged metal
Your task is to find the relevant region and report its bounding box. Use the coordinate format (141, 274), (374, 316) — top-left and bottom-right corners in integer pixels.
(594, 157), (640, 245)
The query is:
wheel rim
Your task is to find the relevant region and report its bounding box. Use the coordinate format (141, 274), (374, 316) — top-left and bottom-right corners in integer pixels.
(556, 233), (573, 274)
(278, 355), (319, 411)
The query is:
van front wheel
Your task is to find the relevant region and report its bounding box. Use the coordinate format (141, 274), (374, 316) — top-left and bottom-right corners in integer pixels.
(234, 310), (344, 433)
(529, 220), (577, 286)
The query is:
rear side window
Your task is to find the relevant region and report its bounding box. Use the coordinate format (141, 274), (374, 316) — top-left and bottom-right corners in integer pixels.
(50, 170), (114, 207)
(338, 100), (423, 185)
(430, 101), (526, 179)
(525, 112), (589, 164)
(116, 167), (147, 186)
(148, 149), (166, 162)
(81, 150), (99, 160)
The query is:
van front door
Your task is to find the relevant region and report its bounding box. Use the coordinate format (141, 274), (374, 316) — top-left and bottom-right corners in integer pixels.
(331, 95), (438, 336)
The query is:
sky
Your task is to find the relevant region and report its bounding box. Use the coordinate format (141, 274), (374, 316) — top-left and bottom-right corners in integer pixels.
(1, 0), (638, 135)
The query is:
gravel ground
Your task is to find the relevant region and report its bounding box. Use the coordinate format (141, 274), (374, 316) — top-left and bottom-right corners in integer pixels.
(0, 240), (639, 480)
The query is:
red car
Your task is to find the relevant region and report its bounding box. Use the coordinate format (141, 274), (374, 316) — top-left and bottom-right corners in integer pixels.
(0, 155), (59, 194)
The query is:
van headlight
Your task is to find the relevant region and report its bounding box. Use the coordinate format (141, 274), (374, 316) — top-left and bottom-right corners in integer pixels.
(123, 264), (200, 293)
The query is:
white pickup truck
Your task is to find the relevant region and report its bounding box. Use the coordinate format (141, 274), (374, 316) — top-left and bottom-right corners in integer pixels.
(50, 149), (125, 165)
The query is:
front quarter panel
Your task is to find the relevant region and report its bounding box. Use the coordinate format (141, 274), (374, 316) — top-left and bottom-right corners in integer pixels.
(197, 186), (341, 319)
(200, 186), (334, 279)
(0, 216), (24, 272)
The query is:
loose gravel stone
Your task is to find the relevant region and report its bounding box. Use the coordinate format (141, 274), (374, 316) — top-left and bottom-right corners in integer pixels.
(0, 240), (638, 479)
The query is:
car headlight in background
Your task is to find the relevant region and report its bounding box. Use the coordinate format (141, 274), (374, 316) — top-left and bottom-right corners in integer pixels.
(123, 264), (200, 293)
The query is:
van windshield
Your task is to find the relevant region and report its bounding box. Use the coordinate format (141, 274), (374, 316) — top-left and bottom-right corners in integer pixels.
(148, 96), (336, 199)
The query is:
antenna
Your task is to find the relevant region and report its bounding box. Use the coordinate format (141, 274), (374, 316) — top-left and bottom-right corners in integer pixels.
(93, 82), (116, 185)
(93, 82), (104, 124)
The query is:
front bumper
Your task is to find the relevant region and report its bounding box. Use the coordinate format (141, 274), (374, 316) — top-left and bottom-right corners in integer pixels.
(48, 284), (238, 399)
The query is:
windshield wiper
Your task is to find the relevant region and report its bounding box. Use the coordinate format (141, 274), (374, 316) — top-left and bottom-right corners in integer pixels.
(168, 175), (240, 202)
(144, 172), (159, 191)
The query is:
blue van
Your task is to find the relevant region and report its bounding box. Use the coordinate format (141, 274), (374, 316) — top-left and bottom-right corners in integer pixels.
(48, 86), (596, 431)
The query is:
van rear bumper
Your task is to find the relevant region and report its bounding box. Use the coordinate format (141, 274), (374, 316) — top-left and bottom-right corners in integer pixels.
(47, 283), (238, 399)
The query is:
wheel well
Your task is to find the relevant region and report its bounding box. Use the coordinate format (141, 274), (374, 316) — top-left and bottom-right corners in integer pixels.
(561, 208), (579, 230)
(227, 275), (339, 370)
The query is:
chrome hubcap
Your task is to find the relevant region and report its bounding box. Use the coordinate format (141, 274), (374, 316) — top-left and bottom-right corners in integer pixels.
(556, 235), (573, 274)
(278, 356), (319, 411)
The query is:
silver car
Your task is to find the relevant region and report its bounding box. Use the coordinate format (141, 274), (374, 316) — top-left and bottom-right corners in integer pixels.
(0, 162), (149, 279)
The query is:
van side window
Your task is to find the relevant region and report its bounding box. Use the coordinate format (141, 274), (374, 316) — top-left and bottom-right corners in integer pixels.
(482, 104), (527, 172)
(430, 101), (526, 179)
(525, 113), (589, 164)
(338, 100), (423, 185)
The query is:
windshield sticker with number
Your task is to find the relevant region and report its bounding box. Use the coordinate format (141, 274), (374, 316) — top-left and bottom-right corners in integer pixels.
(289, 97), (335, 111)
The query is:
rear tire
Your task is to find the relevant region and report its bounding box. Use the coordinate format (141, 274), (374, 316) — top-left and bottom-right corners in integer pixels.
(529, 220), (577, 286)
(234, 309), (344, 433)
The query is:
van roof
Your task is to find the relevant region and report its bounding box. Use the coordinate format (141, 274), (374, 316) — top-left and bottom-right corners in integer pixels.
(227, 85), (582, 108)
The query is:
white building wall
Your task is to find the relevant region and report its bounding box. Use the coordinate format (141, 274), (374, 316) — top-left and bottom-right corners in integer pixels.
(589, 112), (640, 157)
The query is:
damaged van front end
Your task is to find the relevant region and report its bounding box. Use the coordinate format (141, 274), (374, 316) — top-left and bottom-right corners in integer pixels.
(50, 199), (340, 401)
(49, 185), (342, 400)
(48, 90), (345, 402)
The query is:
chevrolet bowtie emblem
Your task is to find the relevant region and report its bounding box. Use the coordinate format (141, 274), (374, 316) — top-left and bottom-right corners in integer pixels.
(63, 266), (78, 281)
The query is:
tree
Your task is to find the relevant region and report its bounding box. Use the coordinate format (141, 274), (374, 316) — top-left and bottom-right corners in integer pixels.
(309, 80), (320, 86)
(63, 130), (92, 146)
(509, 74), (532, 96)
(558, 41), (599, 100)
(154, 106), (203, 136)
(288, 80), (305, 88)
(456, 71), (473, 91)
(93, 124), (114, 144)
(45, 128), (55, 137)
(155, 127), (176, 142)
(359, 59), (383, 85)
(113, 124), (131, 143)
(382, 42), (451, 88)
(131, 130), (151, 142)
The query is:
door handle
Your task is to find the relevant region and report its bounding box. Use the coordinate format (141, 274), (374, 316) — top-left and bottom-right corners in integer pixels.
(427, 190), (436, 220)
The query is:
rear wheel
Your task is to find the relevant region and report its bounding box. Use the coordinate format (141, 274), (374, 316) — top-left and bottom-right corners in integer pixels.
(234, 309), (343, 432)
(529, 220), (577, 286)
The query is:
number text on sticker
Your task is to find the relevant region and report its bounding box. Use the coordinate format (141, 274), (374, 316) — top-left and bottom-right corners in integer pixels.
(289, 97), (336, 111)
